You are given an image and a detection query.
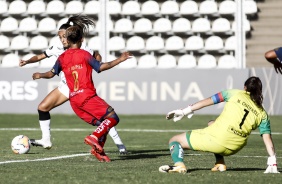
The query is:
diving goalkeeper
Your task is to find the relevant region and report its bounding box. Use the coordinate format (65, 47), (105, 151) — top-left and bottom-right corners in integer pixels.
(160, 76), (279, 174)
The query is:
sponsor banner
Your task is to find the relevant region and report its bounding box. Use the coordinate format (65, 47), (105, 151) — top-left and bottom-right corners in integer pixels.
(0, 68), (280, 115)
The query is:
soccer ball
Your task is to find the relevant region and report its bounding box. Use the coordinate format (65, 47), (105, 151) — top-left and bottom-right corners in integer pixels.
(11, 135), (31, 154)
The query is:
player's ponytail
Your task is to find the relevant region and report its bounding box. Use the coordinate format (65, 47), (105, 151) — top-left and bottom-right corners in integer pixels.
(244, 76), (263, 108)
(59, 14), (95, 36)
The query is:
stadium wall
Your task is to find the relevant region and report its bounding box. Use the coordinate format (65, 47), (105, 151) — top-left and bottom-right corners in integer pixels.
(0, 68), (281, 115)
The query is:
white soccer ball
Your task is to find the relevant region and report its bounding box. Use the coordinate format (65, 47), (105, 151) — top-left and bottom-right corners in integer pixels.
(11, 135), (31, 154)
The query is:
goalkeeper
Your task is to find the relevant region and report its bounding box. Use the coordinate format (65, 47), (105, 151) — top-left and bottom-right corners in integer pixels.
(159, 76), (279, 174)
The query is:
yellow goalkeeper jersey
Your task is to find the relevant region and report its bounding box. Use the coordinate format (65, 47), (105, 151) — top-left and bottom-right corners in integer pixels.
(203, 89), (271, 150)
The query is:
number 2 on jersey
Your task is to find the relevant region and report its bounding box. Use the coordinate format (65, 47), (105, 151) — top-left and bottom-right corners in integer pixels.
(239, 109), (249, 129)
(72, 71), (79, 91)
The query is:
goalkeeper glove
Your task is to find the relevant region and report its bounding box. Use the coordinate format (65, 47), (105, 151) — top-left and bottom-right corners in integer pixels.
(166, 106), (194, 122)
(264, 155), (280, 174)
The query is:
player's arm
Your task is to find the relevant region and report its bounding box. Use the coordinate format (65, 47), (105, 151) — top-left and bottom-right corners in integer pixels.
(262, 134), (279, 173)
(190, 97), (214, 111)
(32, 59), (61, 80)
(166, 91), (225, 122)
(265, 49), (282, 74)
(191, 90), (231, 111)
(99, 52), (132, 72)
(166, 97), (214, 122)
(259, 117), (279, 173)
(93, 51), (102, 62)
(19, 53), (46, 67)
(262, 134), (276, 157)
(265, 49), (279, 65)
(259, 118), (273, 156)
(88, 52), (132, 72)
(32, 71), (55, 80)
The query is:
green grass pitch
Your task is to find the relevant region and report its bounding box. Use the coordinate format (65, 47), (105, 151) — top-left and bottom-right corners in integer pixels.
(0, 114), (281, 184)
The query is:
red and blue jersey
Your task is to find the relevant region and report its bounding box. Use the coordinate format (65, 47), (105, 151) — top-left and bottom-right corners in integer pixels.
(52, 48), (102, 101)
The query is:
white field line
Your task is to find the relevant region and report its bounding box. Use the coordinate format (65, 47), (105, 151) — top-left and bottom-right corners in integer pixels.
(1, 128), (281, 165)
(0, 128), (282, 135)
(1, 152), (281, 165)
(0, 153), (89, 165)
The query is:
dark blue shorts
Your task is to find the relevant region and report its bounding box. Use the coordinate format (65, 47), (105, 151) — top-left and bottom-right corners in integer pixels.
(274, 47), (282, 62)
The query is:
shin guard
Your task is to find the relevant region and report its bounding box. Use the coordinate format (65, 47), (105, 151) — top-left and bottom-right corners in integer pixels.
(93, 118), (118, 139)
(169, 141), (184, 164)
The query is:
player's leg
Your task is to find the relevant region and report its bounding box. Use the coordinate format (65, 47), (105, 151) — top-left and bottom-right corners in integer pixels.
(108, 127), (127, 154)
(160, 129), (231, 173)
(88, 126), (110, 162)
(82, 95), (127, 153)
(69, 104), (109, 162)
(189, 130), (229, 172)
(91, 101), (127, 154)
(84, 111), (120, 162)
(76, 96), (120, 161)
(207, 120), (226, 171)
(85, 111), (120, 150)
(92, 120), (109, 148)
(159, 132), (189, 173)
(95, 121), (127, 154)
(30, 87), (68, 149)
(206, 120), (226, 171)
(211, 154), (226, 172)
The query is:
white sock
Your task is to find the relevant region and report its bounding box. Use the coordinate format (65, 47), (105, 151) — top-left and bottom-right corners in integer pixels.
(39, 120), (51, 140)
(108, 127), (123, 145)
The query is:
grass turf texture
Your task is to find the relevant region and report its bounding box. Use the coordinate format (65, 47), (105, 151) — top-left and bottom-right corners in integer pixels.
(0, 114), (281, 184)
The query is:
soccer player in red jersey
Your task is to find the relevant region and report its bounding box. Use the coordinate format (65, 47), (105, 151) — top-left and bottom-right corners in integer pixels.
(32, 26), (132, 162)
(20, 15), (128, 154)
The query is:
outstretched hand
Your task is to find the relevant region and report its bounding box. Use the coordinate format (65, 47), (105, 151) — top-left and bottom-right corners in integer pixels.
(166, 106), (194, 122)
(166, 109), (185, 122)
(32, 72), (41, 80)
(19, 60), (27, 67)
(119, 52), (133, 62)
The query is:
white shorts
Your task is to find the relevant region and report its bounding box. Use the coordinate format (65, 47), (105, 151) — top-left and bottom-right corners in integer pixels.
(58, 80), (69, 98)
